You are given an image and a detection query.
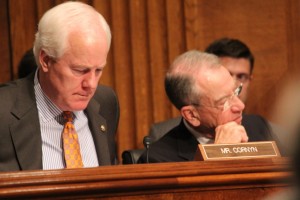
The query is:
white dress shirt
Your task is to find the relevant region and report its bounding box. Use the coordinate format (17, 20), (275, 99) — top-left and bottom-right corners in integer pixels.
(34, 71), (99, 169)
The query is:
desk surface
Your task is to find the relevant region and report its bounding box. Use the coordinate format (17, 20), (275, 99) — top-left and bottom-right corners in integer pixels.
(0, 157), (292, 199)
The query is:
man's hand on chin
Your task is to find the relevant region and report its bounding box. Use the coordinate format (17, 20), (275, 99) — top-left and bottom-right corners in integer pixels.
(214, 121), (248, 144)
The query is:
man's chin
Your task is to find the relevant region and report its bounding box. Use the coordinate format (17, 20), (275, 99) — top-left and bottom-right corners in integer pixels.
(234, 116), (243, 124)
(68, 102), (89, 111)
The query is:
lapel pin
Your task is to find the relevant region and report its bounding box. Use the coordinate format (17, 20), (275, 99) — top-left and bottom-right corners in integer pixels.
(100, 125), (106, 132)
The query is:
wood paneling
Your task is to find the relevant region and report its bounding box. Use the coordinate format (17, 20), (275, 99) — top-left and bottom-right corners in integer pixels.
(0, 158), (292, 199)
(93, 0), (114, 87)
(110, 0), (136, 152)
(0, 0), (12, 83)
(129, 0), (153, 148)
(182, 0), (289, 117)
(0, 0), (299, 160)
(166, 0), (186, 117)
(147, 0), (169, 123)
(9, 0), (37, 79)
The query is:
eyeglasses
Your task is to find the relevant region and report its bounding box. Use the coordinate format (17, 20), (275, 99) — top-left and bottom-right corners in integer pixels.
(192, 83), (243, 111)
(222, 83), (243, 111)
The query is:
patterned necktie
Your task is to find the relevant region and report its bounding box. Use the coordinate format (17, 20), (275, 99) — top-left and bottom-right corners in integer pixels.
(62, 111), (83, 168)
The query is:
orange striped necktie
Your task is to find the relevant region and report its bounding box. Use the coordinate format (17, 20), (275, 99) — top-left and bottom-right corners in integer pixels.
(62, 111), (83, 168)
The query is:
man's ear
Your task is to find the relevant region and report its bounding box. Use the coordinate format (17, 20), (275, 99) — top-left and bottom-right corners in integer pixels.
(181, 105), (201, 127)
(39, 50), (52, 72)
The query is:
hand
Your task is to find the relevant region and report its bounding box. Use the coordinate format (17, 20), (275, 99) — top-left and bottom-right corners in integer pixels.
(214, 121), (248, 144)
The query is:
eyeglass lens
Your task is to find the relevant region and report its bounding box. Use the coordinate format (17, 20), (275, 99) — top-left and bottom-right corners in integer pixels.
(223, 83), (243, 111)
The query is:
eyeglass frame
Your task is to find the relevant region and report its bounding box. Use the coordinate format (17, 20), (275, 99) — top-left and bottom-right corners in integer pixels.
(191, 83), (243, 112)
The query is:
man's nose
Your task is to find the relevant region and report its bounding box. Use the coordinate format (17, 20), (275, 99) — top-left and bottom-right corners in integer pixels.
(231, 95), (245, 112)
(83, 73), (99, 89)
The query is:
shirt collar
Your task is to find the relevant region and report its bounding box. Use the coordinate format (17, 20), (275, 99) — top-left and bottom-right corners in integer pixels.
(183, 119), (214, 144)
(34, 70), (84, 123)
(34, 70), (62, 123)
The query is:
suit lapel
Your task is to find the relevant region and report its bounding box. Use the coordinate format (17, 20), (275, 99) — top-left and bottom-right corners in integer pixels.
(85, 98), (111, 165)
(176, 122), (199, 161)
(9, 77), (42, 170)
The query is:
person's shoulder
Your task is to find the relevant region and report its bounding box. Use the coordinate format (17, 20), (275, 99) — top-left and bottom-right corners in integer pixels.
(243, 113), (265, 120)
(140, 126), (180, 162)
(151, 120), (190, 143)
(0, 75), (34, 99)
(93, 85), (119, 104)
(94, 85), (117, 98)
(93, 85), (120, 119)
(0, 79), (25, 110)
(140, 121), (197, 163)
(96, 84), (115, 93)
(0, 79), (20, 93)
(151, 117), (182, 129)
(242, 113), (269, 125)
(148, 117), (182, 141)
(242, 113), (273, 141)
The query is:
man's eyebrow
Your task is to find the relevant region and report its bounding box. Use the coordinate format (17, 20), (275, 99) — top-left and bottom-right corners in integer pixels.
(214, 85), (236, 104)
(215, 94), (231, 104)
(70, 64), (87, 68)
(71, 64), (103, 69)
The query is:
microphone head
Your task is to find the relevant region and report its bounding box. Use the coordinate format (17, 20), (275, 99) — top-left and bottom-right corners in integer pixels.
(143, 136), (152, 148)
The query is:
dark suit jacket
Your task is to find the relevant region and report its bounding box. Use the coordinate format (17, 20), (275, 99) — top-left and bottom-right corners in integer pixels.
(0, 74), (120, 171)
(139, 115), (283, 163)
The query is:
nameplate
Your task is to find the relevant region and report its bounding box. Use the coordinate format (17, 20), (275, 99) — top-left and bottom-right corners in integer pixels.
(195, 141), (281, 161)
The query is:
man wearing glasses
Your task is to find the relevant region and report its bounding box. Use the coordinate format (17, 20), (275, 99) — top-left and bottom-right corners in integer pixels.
(145, 38), (274, 143)
(205, 38), (284, 151)
(205, 38), (253, 104)
(138, 51), (266, 163)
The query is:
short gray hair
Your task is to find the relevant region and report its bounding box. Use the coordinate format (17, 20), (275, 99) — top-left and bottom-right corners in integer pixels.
(165, 50), (221, 109)
(33, 1), (111, 67)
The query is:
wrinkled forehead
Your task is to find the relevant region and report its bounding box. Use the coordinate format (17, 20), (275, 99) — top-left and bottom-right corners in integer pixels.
(197, 66), (236, 101)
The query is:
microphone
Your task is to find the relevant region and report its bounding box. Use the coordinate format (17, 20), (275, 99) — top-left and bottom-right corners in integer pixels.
(143, 136), (152, 163)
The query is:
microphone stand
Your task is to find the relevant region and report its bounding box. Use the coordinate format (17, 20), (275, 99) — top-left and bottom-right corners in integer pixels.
(143, 136), (152, 163)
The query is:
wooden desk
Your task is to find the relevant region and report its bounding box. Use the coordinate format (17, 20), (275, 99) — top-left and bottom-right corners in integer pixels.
(0, 157), (292, 199)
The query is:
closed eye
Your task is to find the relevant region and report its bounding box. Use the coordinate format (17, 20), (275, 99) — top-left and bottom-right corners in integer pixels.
(215, 95), (231, 108)
(95, 68), (103, 76)
(72, 68), (90, 76)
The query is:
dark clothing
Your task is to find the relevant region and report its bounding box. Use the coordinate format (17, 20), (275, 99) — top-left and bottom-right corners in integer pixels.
(139, 115), (283, 163)
(0, 74), (119, 171)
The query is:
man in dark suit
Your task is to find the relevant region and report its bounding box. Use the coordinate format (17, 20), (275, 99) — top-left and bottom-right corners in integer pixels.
(148, 38), (264, 142)
(137, 38), (285, 163)
(0, 1), (119, 171)
(148, 114), (274, 144)
(206, 38), (285, 153)
(143, 115), (276, 162)
(139, 50), (280, 163)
